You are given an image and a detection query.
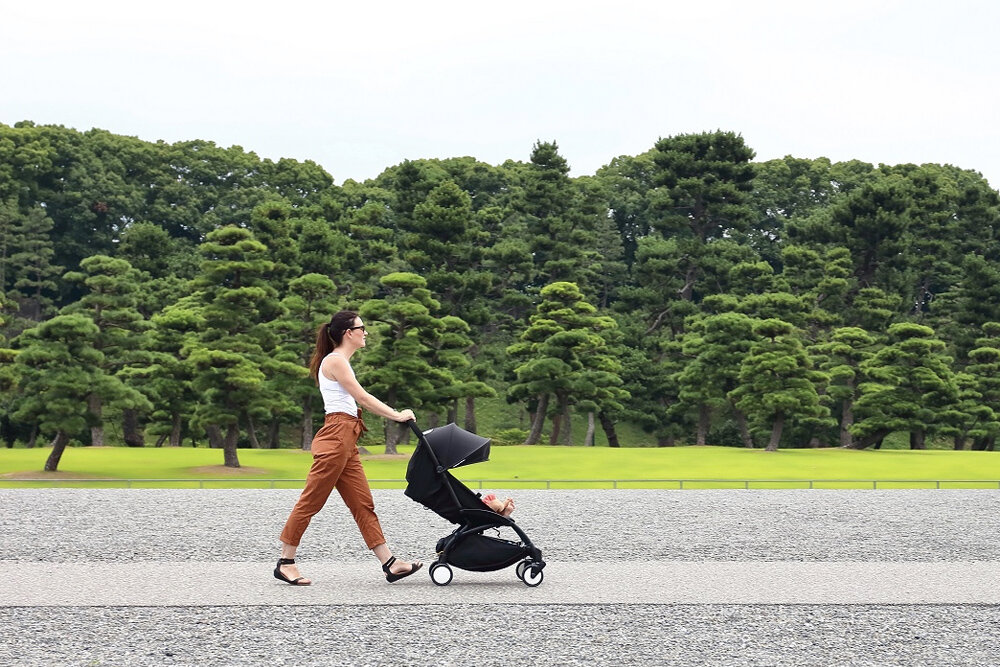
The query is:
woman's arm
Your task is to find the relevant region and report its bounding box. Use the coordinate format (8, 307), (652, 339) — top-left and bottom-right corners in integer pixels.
(322, 355), (414, 422)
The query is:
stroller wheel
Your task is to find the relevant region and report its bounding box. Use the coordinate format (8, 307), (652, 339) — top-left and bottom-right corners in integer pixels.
(430, 562), (453, 586)
(522, 564), (543, 587)
(515, 560), (530, 581)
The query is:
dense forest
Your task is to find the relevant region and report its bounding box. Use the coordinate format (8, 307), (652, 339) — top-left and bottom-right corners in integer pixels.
(3, 120), (1000, 469)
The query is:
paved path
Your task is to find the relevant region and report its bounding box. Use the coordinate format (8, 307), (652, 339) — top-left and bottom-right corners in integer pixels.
(5, 561), (1000, 606)
(2, 488), (1000, 665)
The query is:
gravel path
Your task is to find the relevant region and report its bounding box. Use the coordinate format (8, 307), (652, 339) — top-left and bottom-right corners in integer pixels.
(2, 604), (998, 666)
(2, 488), (999, 665)
(3, 488), (999, 562)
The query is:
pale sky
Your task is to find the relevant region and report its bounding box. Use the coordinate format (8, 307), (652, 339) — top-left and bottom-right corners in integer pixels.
(3, 0), (998, 189)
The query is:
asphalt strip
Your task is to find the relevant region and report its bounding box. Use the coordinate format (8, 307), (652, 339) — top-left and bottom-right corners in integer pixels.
(3, 561), (999, 606)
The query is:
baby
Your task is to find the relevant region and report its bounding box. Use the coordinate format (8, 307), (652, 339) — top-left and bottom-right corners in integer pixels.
(481, 493), (515, 517)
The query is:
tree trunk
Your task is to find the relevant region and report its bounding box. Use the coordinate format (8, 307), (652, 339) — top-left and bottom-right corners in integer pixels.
(808, 436), (823, 448)
(696, 403), (710, 446)
(525, 394), (548, 445)
(44, 431), (70, 471)
(845, 428), (891, 450)
(953, 434), (966, 451)
(384, 420), (405, 455)
(301, 398), (313, 450)
(599, 412), (620, 448)
(153, 433), (168, 447)
(245, 413), (261, 449)
(426, 412), (440, 429)
(549, 412), (561, 445)
(122, 408), (144, 447)
(169, 412), (183, 447)
(223, 423), (240, 467)
(26, 425), (38, 449)
(584, 411), (596, 446)
(88, 393), (104, 446)
(657, 435), (675, 447)
(446, 399), (458, 425)
(732, 406), (754, 448)
(2, 416), (13, 448)
(269, 420), (281, 449)
(766, 413), (784, 452)
(839, 399), (854, 448)
(206, 425), (223, 449)
(464, 396), (478, 433)
(909, 430), (926, 450)
(560, 395), (572, 446)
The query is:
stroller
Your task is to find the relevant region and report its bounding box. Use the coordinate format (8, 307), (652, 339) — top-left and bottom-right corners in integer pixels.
(404, 421), (546, 587)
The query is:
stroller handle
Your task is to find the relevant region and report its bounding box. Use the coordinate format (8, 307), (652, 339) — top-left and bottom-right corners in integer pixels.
(405, 420), (423, 437)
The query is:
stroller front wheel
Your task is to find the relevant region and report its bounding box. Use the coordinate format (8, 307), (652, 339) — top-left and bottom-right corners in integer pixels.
(522, 564), (543, 587)
(515, 560), (530, 581)
(430, 562), (453, 586)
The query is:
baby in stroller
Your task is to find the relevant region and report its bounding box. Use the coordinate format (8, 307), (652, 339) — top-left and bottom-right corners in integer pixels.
(481, 493), (515, 517)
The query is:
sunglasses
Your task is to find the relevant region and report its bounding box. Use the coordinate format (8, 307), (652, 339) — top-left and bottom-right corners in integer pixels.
(346, 325), (367, 333)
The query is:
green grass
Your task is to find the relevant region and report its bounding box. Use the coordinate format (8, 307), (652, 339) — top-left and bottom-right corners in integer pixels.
(2, 444), (999, 489)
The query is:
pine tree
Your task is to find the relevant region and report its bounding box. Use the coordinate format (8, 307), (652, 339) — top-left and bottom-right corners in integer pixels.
(188, 226), (285, 466)
(14, 314), (147, 470)
(730, 319), (825, 451)
(508, 282), (619, 445)
(358, 272), (442, 453)
(851, 322), (959, 450)
(61, 255), (149, 446)
(811, 327), (878, 448)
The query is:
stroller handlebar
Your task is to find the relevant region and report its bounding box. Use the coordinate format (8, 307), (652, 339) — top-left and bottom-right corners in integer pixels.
(405, 420), (423, 437)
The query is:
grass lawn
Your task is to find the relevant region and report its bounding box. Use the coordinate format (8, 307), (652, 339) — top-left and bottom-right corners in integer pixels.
(2, 444), (999, 489)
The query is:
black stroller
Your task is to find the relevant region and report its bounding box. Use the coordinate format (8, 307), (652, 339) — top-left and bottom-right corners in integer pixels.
(404, 421), (546, 587)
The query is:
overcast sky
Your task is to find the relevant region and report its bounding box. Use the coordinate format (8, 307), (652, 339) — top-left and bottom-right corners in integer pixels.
(3, 0), (998, 189)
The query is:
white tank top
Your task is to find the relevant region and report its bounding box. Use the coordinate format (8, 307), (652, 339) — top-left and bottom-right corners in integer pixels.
(318, 352), (359, 415)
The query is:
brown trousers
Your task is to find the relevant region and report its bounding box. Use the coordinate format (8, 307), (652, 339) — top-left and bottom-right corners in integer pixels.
(279, 410), (386, 550)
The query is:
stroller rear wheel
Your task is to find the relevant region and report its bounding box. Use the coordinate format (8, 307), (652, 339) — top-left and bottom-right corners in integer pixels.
(515, 560), (530, 581)
(429, 562), (453, 586)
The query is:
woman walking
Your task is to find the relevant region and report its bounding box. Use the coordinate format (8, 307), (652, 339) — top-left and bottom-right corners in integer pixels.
(275, 310), (423, 585)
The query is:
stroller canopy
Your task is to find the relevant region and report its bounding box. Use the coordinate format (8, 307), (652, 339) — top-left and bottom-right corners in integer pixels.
(405, 423), (492, 524)
(421, 423), (491, 469)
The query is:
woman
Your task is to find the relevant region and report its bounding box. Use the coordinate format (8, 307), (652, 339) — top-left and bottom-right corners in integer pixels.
(275, 310), (423, 585)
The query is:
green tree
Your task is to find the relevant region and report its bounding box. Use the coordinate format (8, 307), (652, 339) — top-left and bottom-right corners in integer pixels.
(961, 322), (1000, 451)
(677, 311), (758, 447)
(358, 272), (441, 453)
(3, 204), (63, 325)
(730, 318), (825, 451)
(60, 255), (149, 446)
(851, 322), (959, 450)
(811, 327), (878, 448)
(508, 282), (619, 445)
(648, 130), (756, 301)
(273, 273), (341, 449)
(188, 226), (285, 466)
(14, 314), (147, 470)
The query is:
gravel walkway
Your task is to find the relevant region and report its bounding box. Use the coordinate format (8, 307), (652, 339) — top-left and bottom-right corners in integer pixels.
(3, 488), (999, 562)
(2, 488), (999, 665)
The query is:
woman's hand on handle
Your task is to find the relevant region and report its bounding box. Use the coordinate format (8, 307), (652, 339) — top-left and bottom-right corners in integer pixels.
(393, 409), (415, 423)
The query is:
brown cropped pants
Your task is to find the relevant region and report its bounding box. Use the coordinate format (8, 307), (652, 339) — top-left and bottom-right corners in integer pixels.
(279, 410), (386, 550)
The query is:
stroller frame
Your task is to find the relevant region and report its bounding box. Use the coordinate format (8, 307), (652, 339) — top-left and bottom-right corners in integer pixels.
(406, 421), (546, 587)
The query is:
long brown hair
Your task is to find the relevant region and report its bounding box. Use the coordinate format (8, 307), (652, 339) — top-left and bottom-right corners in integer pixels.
(308, 310), (359, 383)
